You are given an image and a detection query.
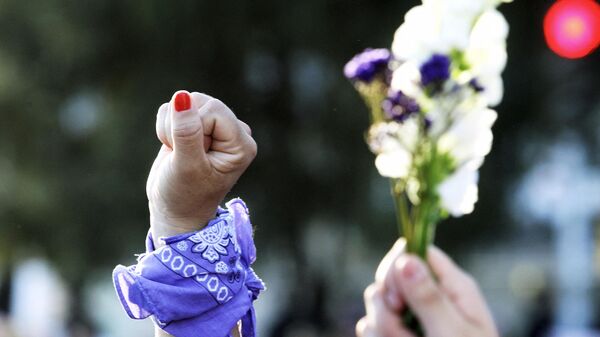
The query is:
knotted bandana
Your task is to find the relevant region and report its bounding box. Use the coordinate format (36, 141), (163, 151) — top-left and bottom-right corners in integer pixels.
(113, 198), (265, 337)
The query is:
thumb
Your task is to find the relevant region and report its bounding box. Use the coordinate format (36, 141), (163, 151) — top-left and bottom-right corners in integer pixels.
(170, 90), (208, 169)
(394, 255), (462, 334)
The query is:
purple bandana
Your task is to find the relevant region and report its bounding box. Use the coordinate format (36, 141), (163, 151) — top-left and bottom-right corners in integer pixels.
(113, 198), (265, 337)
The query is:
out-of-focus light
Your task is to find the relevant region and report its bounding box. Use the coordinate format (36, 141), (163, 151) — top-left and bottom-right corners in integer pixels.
(59, 90), (103, 138)
(543, 0), (600, 59)
(508, 263), (547, 300)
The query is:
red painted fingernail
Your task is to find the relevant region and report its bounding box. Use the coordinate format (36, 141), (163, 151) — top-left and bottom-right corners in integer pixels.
(174, 92), (191, 112)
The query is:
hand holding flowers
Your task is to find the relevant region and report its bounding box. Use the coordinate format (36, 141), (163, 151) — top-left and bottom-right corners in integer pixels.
(345, 0), (510, 333)
(356, 239), (499, 337)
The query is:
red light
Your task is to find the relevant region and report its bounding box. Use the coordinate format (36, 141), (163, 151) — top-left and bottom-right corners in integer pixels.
(544, 0), (600, 59)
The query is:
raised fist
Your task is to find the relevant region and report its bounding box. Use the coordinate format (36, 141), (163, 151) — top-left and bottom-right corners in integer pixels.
(147, 90), (256, 243)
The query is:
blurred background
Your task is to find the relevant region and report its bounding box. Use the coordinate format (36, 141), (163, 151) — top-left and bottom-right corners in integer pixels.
(0, 0), (599, 336)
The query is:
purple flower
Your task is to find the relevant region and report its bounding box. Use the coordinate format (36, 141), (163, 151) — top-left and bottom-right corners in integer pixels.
(424, 117), (432, 130)
(344, 48), (392, 83)
(420, 54), (451, 87)
(382, 90), (420, 122)
(469, 78), (485, 92)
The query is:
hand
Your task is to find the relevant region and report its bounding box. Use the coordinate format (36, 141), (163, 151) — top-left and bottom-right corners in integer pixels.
(356, 239), (498, 337)
(147, 90), (256, 242)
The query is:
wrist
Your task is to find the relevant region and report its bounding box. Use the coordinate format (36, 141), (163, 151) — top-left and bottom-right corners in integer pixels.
(149, 201), (217, 246)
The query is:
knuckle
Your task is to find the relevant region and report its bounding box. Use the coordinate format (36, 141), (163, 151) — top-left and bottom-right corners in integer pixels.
(413, 282), (441, 306)
(207, 98), (238, 118)
(214, 159), (238, 174)
(239, 120), (252, 134)
(207, 98), (227, 111)
(191, 92), (215, 110)
(355, 317), (368, 337)
(158, 102), (169, 114)
(156, 104), (168, 124)
(245, 138), (258, 160)
(145, 184), (152, 200)
(363, 283), (379, 303)
(172, 122), (202, 140)
(228, 138), (257, 169)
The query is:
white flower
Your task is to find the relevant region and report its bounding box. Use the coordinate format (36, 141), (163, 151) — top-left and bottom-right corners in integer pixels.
(392, 5), (439, 63)
(465, 9), (509, 106)
(437, 15), (474, 53)
(391, 61), (422, 98)
(424, 0), (505, 19)
(392, 1), (495, 64)
(426, 105), (450, 137)
(375, 148), (412, 178)
(368, 119), (419, 154)
(437, 108), (497, 165)
(466, 44), (507, 80)
(391, 1), (509, 113)
(369, 118), (420, 179)
(438, 163), (479, 216)
(470, 9), (509, 47)
(477, 75), (504, 107)
(424, 85), (486, 137)
(392, 5), (473, 63)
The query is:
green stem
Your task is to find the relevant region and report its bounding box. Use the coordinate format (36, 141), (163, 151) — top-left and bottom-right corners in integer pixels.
(419, 201), (430, 258)
(391, 179), (412, 243)
(409, 204), (419, 254)
(368, 96), (384, 124)
(358, 80), (386, 124)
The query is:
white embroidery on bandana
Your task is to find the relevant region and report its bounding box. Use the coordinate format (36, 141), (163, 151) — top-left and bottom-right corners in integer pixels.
(189, 221), (231, 263)
(215, 261), (229, 274)
(176, 241), (188, 251)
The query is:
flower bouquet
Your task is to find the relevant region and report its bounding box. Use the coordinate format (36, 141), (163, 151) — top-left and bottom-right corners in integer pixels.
(345, 0), (510, 332)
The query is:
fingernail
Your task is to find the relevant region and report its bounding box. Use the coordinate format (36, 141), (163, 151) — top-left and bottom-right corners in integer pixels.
(401, 257), (426, 282)
(174, 92), (191, 112)
(385, 291), (401, 310)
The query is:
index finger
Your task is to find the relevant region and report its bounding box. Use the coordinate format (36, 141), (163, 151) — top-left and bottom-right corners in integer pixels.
(190, 92), (213, 107)
(375, 238), (406, 284)
(198, 98), (245, 145)
(375, 238), (406, 311)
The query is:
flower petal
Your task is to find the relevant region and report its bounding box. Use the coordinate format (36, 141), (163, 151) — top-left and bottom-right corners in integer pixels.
(375, 148), (412, 178)
(438, 108), (497, 164)
(391, 62), (422, 98)
(438, 164), (479, 217)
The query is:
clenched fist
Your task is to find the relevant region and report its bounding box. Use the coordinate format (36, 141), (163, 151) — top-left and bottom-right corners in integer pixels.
(147, 90), (256, 244)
